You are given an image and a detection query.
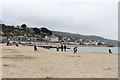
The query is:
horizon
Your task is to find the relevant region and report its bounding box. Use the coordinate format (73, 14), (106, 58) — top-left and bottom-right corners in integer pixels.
(1, 0), (118, 40)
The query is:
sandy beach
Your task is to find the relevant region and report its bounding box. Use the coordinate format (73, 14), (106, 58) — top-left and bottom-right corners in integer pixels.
(2, 44), (118, 78)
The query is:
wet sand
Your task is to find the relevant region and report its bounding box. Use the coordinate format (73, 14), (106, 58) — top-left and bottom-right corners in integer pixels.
(2, 44), (118, 78)
(26, 44), (107, 47)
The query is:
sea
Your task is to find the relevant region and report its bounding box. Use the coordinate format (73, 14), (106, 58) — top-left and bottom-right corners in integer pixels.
(70, 47), (119, 54)
(18, 41), (119, 54)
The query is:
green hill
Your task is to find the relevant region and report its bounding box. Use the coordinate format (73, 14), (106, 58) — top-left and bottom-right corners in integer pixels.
(2, 24), (52, 38)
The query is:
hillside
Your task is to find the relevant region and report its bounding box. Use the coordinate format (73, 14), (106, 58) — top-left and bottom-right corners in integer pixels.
(52, 31), (119, 46)
(1, 24), (119, 46)
(1, 24), (52, 38)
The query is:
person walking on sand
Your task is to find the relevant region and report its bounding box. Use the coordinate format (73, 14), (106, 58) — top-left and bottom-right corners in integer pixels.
(61, 45), (63, 52)
(108, 49), (112, 53)
(16, 43), (19, 47)
(64, 45), (67, 52)
(73, 47), (77, 53)
(56, 45), (59, 51)
(6, 42), (9, 46)
(34, 45), (38, 51)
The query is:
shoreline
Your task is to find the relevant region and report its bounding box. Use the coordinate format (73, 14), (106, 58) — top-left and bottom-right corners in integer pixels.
(24, 44), (119, 54)
(3, 43), (119, 54)
(24, 44), (109, 47)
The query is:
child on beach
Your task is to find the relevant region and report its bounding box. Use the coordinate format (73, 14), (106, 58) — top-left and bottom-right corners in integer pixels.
(56, 45), (59, 51)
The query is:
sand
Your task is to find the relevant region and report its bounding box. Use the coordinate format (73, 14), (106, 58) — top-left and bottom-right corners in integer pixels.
(1, 44), (118, 78)
(0, 44), (2, 79)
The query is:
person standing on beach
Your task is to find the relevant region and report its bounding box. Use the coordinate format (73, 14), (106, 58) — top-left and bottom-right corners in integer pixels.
(108, 49), (112, 53)
(16, 43), (19, 47)
(56, 45), (59, 51)
(34, 45), (38, 51)
(61, 45), (63, 52)
(64, 45), (67, 52)
(73, 47), (77, 53)
(6, 42), (9, 46)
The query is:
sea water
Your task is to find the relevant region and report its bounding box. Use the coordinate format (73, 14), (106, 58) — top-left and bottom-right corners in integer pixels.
(70, 47), (119, 54)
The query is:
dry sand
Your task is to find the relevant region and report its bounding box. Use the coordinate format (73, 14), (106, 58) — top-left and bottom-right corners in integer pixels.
(2, 44), (118, 78)
(0, 44), (2, 79)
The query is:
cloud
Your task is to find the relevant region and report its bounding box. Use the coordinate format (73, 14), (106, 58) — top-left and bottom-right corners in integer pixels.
(1, 0), (118, 40)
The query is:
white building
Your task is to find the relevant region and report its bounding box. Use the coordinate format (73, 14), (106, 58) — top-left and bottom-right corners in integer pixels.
(51, 36), (59, 42)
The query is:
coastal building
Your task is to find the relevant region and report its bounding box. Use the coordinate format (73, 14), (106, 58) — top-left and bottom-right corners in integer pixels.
(68, 42), (79, 45)
(14, 25), (20, 29)
(62, 37), (67, 41)
(67, 38), (71, 41)
(51, 36), (59, 42)
(79, 39), (84, 45)
(1, 31), (3, 35)
(25, 37), (42, 42)
(45, 36), (51, 41)
(17, 36), (27, 41)
(100, 42), (106, 45)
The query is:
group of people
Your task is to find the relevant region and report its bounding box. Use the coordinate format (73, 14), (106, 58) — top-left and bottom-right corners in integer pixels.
(34, 44), (78, 53)
(56, 45), (78, 53)
(7, 42), (113, 54)
(56, 45), (66, 52)
(32, 45), (113, 54)
(6, 42), (19, 47)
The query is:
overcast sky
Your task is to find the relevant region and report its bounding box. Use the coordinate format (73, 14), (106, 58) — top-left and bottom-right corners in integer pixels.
(1, 0), (119, 40)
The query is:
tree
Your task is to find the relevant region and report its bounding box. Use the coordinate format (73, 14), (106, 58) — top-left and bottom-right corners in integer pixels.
(33, 28), (40, 34)
(16, 25), (20, 29)
(2, 24), (5, 30)
(21, 24), (27, 31)
(10, 25), (15, 31)
(41, 27), (52, 35)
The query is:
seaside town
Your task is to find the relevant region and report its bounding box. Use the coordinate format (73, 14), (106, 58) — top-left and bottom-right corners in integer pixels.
(1, 35), (106, 46)
(1, 24), (106, 46)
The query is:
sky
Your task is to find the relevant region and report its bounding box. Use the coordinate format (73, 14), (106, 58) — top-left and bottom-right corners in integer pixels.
(1, 0), (119, 40)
